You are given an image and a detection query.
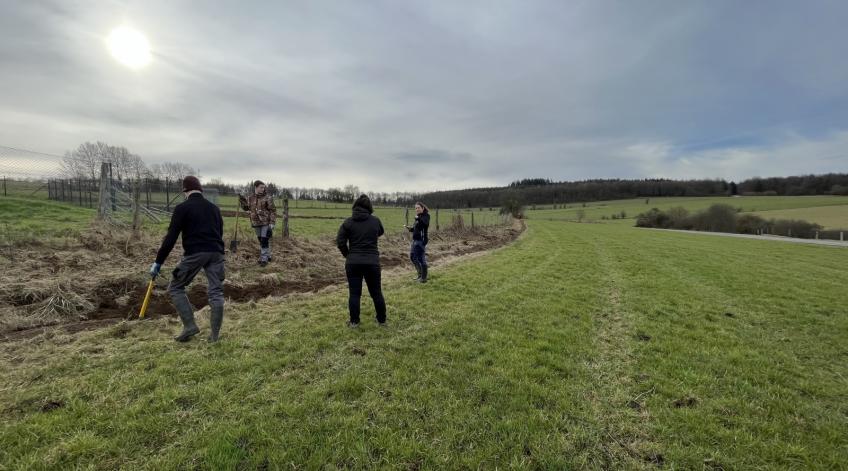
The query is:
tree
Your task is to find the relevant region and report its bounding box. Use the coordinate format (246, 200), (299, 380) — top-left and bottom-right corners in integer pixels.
(61, 141), (147, 181)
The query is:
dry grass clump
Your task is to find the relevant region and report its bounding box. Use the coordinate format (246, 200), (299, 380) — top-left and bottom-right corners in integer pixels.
(29, 283), (96, 323)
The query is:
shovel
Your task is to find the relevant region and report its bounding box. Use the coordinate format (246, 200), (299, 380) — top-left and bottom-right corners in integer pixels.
(230, 196), (242, 253)
(138, 275), (156, 319)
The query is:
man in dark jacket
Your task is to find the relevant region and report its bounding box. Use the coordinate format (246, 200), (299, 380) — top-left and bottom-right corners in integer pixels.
(336, 194), (387, 327)
(149, 176), (226, 342)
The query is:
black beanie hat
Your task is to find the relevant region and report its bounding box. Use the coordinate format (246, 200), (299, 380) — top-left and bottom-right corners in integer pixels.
(352, 194), (373, 214)
(254, 180), (265, 188)
(182, 175), (202, 192)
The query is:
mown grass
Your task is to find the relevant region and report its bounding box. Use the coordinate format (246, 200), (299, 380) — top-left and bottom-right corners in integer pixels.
(1, 220), (846, 469)
(526, 195), (848, 222)
(0, 197), (96, 240)
(754, 205), (848, 230)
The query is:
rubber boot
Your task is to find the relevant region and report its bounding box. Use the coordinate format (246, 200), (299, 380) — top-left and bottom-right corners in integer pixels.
(412, 262), (422, 281)
(173, 295), (200, 342)
(208, 304), (224, 343)
(419, 264), (428, 283)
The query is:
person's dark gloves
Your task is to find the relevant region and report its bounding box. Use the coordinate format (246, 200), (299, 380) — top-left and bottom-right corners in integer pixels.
(149, 262), (161, 278)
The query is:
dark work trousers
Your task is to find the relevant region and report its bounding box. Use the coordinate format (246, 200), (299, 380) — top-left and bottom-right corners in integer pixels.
(345, 263), (386, 324)
(410, 240), (427, 267)
(168, 252), (226, 309)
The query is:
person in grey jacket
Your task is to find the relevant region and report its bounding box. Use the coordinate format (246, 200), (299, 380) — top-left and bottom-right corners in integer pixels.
(150, 176), (226, 342)
(336, 194), (387, 327)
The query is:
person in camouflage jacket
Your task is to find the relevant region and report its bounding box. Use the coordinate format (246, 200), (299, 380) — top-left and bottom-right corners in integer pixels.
(238, 180), (277, 266)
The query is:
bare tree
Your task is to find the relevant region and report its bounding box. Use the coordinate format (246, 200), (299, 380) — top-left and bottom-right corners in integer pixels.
(61, 142), (102, 180)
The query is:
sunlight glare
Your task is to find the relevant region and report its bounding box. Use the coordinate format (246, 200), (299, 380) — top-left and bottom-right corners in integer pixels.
(106, 25), (151, 69)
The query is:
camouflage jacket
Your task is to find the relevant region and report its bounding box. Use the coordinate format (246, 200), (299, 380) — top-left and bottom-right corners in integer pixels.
(239, 192), (277, 227)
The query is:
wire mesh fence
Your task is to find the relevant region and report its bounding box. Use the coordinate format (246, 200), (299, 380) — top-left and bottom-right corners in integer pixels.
(2, 144), (512, 241)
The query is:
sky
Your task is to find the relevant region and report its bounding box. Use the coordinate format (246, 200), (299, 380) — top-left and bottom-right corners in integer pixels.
(1, 0), (847, 192)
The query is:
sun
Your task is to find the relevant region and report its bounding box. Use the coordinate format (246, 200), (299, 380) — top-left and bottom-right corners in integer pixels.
(106, 25), (151, 69)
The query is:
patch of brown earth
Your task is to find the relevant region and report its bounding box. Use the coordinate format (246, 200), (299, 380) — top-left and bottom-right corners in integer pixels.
(1, 220), (524, 341)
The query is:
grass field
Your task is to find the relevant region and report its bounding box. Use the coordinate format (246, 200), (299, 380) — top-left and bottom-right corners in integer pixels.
(1, 220), (846, 469)
(526, 195), (848, 223)
(0, 196), (508, 241)
(754, 205), (848, 230)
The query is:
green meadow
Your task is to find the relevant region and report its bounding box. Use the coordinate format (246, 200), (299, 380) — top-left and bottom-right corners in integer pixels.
(1, 219), (846, 469)
(526, 195), (848, 225)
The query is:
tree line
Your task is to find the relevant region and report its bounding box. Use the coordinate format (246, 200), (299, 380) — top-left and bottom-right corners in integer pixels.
(418, 174), (848, 208)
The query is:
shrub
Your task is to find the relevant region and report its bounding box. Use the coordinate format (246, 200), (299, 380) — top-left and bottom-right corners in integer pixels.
(500, 196), (525, 219)
(689, 204), (737, 233)
(636, 208), (669, 228)
(737, 214), (766, 234)
(769, 219), (822, 238)
(666, 207), (691, 229)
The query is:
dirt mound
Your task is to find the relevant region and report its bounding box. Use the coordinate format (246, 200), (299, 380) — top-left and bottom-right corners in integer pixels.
(1, 220), (524, 341)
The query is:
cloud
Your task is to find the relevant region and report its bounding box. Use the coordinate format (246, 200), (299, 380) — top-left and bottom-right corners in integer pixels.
(0, 0), (847, 191)
(394, 149), (474, 164)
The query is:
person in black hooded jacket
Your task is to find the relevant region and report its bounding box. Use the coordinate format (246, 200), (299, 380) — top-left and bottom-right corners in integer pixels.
(336, 194), (387, 327)
(405, 201), (430, 283)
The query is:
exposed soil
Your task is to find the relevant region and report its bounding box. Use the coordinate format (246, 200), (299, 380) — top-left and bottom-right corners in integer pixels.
(0, 220), (524, 341)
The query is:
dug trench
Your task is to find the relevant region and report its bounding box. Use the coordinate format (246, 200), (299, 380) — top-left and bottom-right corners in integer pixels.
(0, 220), (524, 341)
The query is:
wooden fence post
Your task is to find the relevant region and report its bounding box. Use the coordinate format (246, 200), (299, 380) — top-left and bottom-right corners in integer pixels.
(435, 208), (439, 230)
(405, 207), (409, 226)
(283, 197), (290, 238)
(132, 180), (142, 234)
(108, 164), (116, 212)
(97, 163), (111, 219)
(840, 231), (844, 241)
(471, 211), (475, 228)
(165, 177), (170, 212)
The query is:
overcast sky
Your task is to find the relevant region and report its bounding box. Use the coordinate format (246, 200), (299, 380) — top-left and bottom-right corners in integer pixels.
(1, 0), (847, 192)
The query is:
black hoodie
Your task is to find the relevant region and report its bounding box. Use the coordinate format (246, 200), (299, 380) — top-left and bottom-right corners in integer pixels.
(336, 197), (385, 265)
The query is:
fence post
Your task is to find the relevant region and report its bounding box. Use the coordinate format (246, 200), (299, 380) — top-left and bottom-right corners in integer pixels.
(165, 178), (170, 212)
(283, 197), (290, 238)
(841, 232), (844, 241)
(471, 211), (475, 228)
(788, 228), (792, 238)
(2, 176), (5, 196)
(132, 180), (142, 234)
(815, 230), (819, 240)
(405, 207), (409, 226)
(97, 163), (111, 219)
(145, 178), (150, 208)
(436, 208), (439, 230)
(108, 164), (116, 212)
(87, 180), (93, 208)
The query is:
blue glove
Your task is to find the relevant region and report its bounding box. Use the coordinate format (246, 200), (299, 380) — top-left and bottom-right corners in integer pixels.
(149, 262), (161, 278)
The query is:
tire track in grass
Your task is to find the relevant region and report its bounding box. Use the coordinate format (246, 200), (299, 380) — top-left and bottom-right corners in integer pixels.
(582, 229), (659, 469)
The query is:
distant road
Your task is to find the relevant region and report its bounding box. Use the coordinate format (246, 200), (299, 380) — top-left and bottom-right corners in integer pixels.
(645, 228), (848, 247)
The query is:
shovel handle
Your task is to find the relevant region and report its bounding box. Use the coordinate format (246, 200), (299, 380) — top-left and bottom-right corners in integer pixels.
(138, 278), (155, 319)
